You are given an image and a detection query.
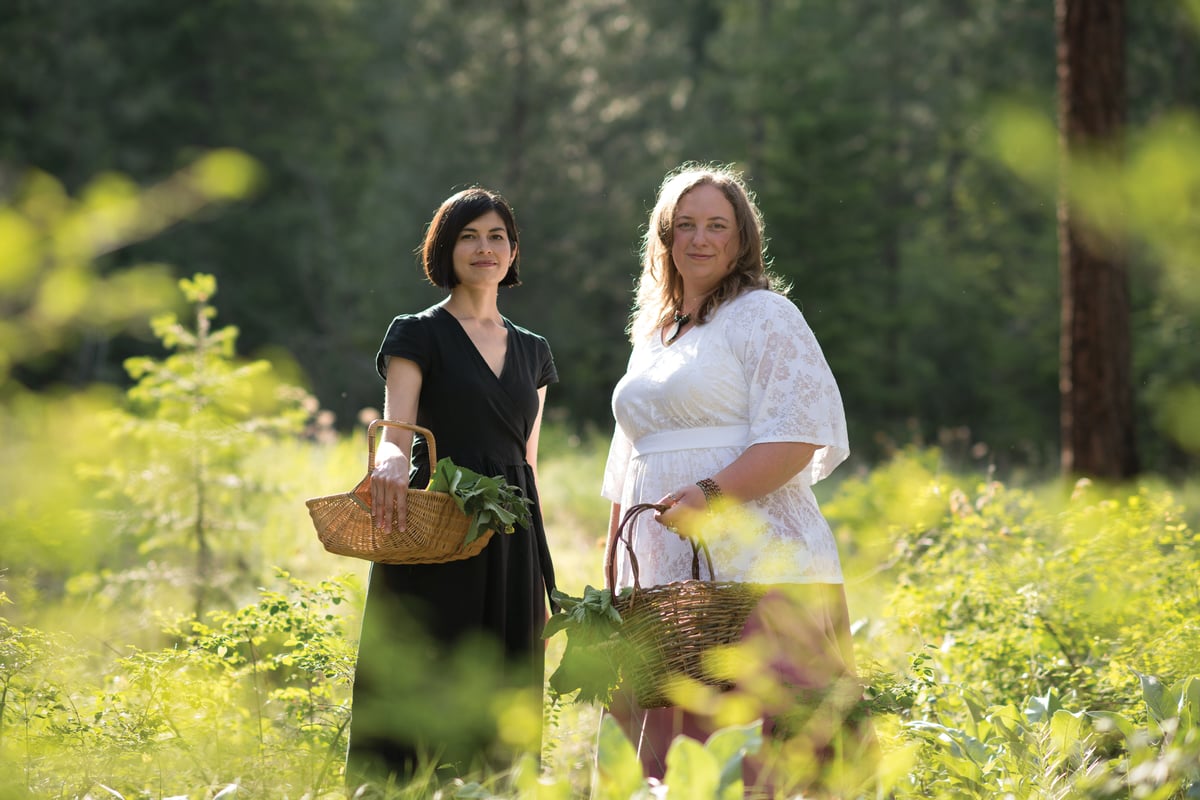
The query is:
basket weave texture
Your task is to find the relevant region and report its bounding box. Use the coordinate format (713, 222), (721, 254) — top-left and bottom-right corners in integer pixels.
(306, 420), (493, 564)
(606, 503), (765, 709)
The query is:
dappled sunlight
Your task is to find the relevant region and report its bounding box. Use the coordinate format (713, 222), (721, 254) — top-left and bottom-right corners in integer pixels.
(0, 153), (260, 388)
(1126, 114), (1200, 304)
(987, 105), (1200, 298)
(5, 418), (1200, 796)
(1, 271), (1197, 798)
(0, 38), (1198, 791)
(986, 101), (1200, 464)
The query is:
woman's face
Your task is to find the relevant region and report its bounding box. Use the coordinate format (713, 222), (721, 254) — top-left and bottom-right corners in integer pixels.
(670, 184), (740, 297)
(451, 210), (516, 287)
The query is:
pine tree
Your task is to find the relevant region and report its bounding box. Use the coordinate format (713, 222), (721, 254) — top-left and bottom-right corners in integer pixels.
(94, 274), (311, 618)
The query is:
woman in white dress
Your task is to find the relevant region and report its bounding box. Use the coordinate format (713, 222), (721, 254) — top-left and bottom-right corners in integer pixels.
(601, 163), (874, 797)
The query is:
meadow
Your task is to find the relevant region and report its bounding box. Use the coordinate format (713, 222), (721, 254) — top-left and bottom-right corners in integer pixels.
(4, 419), (1200, 797)
(2, 278), (1200, 799)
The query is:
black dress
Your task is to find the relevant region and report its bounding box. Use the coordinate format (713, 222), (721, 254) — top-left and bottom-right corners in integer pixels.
(345, 305), (557, 784)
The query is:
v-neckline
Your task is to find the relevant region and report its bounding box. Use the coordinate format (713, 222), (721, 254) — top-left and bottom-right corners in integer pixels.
(660, 322), (693, 348)
(658, 315), (701, 349)
(438, 306), (511, 381)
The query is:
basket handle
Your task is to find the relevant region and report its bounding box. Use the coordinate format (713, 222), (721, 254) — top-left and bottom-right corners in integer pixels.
(366, 419), (438, 475)
(606, 502), (716, 592)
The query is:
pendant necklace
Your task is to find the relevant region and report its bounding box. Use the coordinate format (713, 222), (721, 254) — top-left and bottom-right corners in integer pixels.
(666, 309), (692, 345)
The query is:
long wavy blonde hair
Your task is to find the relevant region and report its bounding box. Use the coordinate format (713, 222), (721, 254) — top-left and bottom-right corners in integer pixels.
(628, 162), (789, 343)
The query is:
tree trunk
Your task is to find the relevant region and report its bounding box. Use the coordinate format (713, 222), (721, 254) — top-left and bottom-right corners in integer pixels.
(1056, 0), (1138, 479)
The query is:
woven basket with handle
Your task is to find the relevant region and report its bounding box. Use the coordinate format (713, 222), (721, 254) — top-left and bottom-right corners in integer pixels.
(306, 419), (494, 564)
(605, 502), (766, 709)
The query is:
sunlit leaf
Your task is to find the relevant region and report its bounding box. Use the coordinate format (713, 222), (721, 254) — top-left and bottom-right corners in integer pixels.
(191, 148), (263, 200)
(704, 721), (761, 799)
(595, 714), (644, 800)
(0, 210), (39, 291)
(663, 735), (720, 798)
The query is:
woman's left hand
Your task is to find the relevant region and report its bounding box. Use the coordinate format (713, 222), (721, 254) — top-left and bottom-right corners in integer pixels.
(653, 485), (706, 539)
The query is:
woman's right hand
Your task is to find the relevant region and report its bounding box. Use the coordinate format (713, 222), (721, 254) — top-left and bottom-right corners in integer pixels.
(370, 447), (410, 531)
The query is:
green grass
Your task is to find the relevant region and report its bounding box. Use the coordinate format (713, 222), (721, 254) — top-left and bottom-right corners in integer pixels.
(3, 415), (1200, 798)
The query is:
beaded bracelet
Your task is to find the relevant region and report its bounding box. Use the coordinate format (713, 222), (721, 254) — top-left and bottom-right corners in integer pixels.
(695, 477), (723, 508)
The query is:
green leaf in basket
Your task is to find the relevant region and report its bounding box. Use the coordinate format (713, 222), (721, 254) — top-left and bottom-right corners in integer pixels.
(427, 457), (533, 546)
(542, 614), (572, 640)
(550, 588), (580, 612)
(543, 584), (625, 705)
(463, 513), (487, 546)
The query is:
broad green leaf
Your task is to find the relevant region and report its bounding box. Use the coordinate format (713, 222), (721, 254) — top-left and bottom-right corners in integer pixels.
(542, 614), (571, 640)
(1178, 675), (1200, 733)
(595, 715), (644, 800)
(663, 735), (720, 798)
(705, 721), (762, 799)
(1047, 709), (1087, 761)
(906, 720), (990, 766)
(1136, 670), (1170, 723)
(986, 704), (1030, 746)
(549, 589), (578, 611)
(1024, 689), (1063, 725)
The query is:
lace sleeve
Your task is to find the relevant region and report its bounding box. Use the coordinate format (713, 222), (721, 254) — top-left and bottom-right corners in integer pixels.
(729, 291), (849, 484)
(601, 421), (633, 502)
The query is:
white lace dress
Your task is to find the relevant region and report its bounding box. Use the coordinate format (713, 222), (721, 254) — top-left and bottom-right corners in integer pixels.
(602, 289), (849, 589)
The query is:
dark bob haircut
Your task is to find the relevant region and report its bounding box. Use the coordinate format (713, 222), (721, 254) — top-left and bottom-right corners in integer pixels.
(419, 187), (521, 289)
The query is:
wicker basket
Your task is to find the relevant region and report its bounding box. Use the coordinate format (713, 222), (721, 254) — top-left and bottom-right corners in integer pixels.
(605, 503), (765, 709)
(306, 419), (494, 564)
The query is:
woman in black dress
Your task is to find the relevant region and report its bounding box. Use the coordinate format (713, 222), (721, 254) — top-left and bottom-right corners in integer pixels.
(345, 188), (557, 787)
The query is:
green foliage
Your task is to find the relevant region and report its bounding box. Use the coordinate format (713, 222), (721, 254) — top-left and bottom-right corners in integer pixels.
(0, 573), (358, 799)
(817, 448), (1200, 798)
(543, 585), (625, 705)
(0, 599), (51, 752)
(590, 715), (761, 800)
(832, 449), (1200, 715)
(6, 430), (1200, 797)
(78, 273), (314, 618)
(6, 0), (1195, 473)
(885, 675), (1200, 799)
(427, 457), (534, 543)
(0, 153), (258, 390)
(987, 101), (1200, 466)
(0, 387), (126, 605)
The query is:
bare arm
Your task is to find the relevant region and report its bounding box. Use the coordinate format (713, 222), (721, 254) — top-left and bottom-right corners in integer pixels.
(655, 441), (818, 529)
(602, 502), (622, 589)
(525, 386), (549, 485)
(370, 356), (422, 530)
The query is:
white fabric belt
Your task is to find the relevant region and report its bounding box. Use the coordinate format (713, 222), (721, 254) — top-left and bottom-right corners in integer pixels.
(632, 425), (750, 456)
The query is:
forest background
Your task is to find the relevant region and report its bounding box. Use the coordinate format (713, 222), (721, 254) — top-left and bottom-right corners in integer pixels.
(3, 0), (1198, 475)
(3, 1), (1200, 798)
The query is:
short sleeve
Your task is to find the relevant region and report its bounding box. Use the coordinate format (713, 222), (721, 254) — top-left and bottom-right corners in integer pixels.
(600, 420), (633, 502)
(375, 314), (432, 380)
(726, 292), (849, 484)
(537, 337), (558, 389)
(601, 347), (637, 501)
